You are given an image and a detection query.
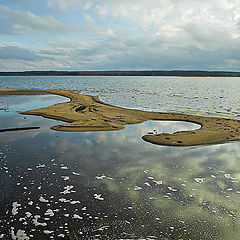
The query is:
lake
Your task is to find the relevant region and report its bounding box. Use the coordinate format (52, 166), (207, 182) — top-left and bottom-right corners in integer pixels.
(0, 76), (240, 239)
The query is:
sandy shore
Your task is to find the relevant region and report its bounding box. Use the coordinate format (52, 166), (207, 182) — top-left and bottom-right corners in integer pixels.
(0, 88), (240, 146)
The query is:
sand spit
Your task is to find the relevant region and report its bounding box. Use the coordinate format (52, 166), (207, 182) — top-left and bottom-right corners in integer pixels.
(0, 88), (240, 146)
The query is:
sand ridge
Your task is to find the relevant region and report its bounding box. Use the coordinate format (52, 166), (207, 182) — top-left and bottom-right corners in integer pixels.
(0, 88), (240, 146)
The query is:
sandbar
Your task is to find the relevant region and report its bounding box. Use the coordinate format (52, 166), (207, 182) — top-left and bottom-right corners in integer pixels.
(0, 88), (239, 146)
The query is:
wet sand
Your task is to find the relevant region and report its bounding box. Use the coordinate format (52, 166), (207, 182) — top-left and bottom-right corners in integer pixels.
(0, 88), (240, 146)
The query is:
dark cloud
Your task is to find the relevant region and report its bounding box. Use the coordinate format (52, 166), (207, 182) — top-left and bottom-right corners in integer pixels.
(0, 46), (42, 61)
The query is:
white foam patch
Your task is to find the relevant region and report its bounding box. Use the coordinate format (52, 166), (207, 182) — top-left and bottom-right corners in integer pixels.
(168, 186), (177, 192)
(96, 175), (106, 180)
(26, 212), (32, 218)
(61, 176), (70, 181)
(43, 230), (54, 235)
(144, 182), (151, 187)
(60, 185), (74, 195)
(39, 196), (49, 203)
(58, 234), (65, 238)
(94, 194), (104, 201)
(32, 215), (47, 227)
(10, 227), (29, 240)
(70, 200), (80, 204)
(153, 180), (163, 185)
(194, 178), (205, 184)
(73, 214), (83, 219)
(59, 198), (69, 203)
(12, 202), (21, 216)
(61, 166), (68, 170)
(44, 209), (54, 217)
(95, 226), (110, 231)
(36, 164), (45, 168)
(133, 186), (142, 191)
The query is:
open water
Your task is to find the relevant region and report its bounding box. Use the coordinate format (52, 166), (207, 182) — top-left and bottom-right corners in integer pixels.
(0, 76), (240, 239)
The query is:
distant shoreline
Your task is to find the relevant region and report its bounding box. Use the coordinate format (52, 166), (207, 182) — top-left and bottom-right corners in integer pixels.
(1, 70), (240, 77)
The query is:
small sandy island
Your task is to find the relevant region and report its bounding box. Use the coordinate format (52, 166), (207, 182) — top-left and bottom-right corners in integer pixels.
(0, 88), (240, 146)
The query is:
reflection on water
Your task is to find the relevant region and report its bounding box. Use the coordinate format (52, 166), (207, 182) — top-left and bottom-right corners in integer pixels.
(0, 96), (240, 239)
(0, 94), (69, 112)
(0, 94), (68, 130)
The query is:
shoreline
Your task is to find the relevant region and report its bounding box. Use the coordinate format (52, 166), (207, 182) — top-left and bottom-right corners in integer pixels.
(1, 70), (240, 77)
(0, 88), (239, 146)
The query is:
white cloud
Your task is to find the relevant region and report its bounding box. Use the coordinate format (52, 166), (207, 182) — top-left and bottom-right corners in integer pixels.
(47, 0), (91, 11)
(1, 1), (240, 71)
(0, 4), (77, 34)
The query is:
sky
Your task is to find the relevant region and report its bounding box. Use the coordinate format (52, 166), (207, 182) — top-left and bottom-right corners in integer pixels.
(0, 0), (240, 71)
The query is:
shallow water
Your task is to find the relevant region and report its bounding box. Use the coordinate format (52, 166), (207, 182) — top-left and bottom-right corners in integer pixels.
(0, 94), (240, 239)
(1, 76), (240, 119)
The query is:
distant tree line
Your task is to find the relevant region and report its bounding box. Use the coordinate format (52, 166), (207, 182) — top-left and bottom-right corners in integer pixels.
(1, 70), (240, 77)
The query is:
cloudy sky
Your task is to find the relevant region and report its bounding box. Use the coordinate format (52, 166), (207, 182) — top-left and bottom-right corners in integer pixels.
(0, 0), (240, 71)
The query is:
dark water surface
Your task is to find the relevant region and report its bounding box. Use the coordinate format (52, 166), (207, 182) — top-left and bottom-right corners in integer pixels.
(0, 80), (240, 239)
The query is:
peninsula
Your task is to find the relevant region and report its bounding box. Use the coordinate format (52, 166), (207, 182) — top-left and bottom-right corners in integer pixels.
(0, 88), (239, 146)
